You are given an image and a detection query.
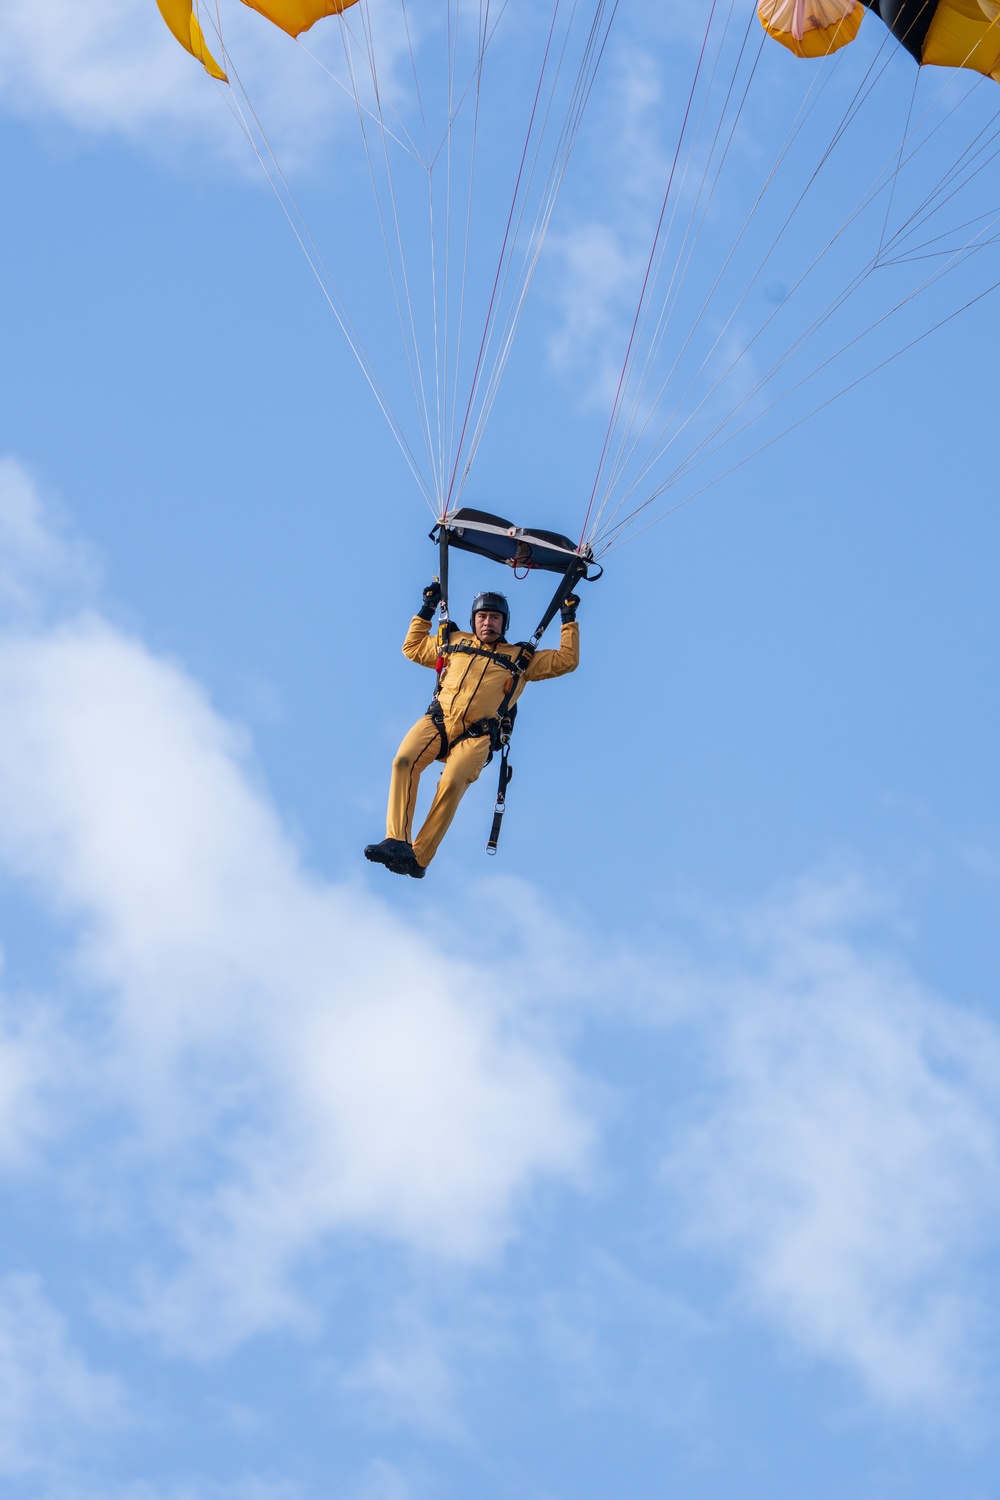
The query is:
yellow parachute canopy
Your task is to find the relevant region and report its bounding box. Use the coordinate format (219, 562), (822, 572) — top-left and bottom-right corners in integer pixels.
(757, 0), (863, 58)
(240, 0), (360, 37)
(760, 0), (1000, 81)
(156, 0), (361, 79)
(155, 0), (227, 80)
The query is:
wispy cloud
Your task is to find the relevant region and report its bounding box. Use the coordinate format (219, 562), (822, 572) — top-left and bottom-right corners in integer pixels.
(660, 875), (1000, 1413)
(341, 1305), (465, 1439)
(0, 455), (998, 1468)
(0, 458), (97, 621)
(0, 1274), (125, 1476)
(545, 44), (670, 409)
(351, 1459), (416, 1500)
(0, 0), (373, 169)
(0, 459), (592, 1358)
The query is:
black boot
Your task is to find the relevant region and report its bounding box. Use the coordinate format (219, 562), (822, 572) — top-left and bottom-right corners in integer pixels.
(364, 838), (416, 874)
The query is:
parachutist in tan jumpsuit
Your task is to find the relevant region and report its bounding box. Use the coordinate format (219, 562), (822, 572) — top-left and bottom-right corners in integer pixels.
(364, 586), (579, 877)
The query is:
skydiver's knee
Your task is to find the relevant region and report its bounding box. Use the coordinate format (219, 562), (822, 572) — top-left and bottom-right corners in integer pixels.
(393, 753), (411, 774)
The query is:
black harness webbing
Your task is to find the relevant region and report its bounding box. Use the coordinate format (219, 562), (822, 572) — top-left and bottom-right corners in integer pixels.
(425, 698), (512, 763)
(486, 743), (513, 855)
(440, 640), (516, 670)
(428, 631), (531, 761)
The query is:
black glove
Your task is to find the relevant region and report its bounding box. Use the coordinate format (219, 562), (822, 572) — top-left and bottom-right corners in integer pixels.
(417, 579), (442, 619)
(560, 593), (580, 624)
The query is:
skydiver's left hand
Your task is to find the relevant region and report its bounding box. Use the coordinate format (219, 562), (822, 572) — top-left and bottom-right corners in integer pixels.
(418, 579), (442, 619)
(560, 593), (580, 623)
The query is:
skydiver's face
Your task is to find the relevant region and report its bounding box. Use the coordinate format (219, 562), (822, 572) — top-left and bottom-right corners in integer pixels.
(474, 610), (504, 643)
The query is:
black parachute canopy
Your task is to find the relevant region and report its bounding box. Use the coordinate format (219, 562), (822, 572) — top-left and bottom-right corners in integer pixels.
(858, 0), (933, 62)
(435, 508), (595, 576)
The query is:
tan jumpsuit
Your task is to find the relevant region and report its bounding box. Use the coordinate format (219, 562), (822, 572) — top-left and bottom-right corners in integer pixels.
(386, 614), (580, 867)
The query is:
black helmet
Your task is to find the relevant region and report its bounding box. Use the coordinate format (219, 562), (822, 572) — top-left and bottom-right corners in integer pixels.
(470, 591), (509, 636)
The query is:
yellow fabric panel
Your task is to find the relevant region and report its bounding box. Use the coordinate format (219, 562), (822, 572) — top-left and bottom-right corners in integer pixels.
(238, 0), (359, 38)
(155, 0), (228, 80)
(758, 0), (863, 58)
(922, 0), (1000, 79)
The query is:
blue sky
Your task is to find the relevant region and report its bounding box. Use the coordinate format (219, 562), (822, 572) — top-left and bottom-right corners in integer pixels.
(0, 1), (999, 1496)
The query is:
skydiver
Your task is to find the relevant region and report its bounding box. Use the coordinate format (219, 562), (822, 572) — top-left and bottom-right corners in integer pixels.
(364, 582), (580, 878)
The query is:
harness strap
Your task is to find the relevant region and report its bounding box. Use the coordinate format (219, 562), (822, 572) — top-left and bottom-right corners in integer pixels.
(440, 640), (526, 670)
(429, 633), (532, 765)
(486, 739), (513, 856)
(494, 646), (534, 723)
(426, 700), (502, 763)
(426, 700), (449, 761)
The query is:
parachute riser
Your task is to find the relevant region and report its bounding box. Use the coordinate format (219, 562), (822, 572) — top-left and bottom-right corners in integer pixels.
(435, 518), (451, 671)
(430, 519), (589, 648)
(529, 558), (588, 649)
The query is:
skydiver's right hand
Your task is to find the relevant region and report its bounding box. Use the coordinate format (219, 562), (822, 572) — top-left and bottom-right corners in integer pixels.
(417, 579), (442, 619)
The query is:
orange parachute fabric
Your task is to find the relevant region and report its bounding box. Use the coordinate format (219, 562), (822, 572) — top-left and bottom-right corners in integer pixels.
(239, 0), (359, 37)
(155, 0), (360, 80)
(154, 0), (227, 79)
(760, 0), (1000, 82)
(757, 0), (863, 58)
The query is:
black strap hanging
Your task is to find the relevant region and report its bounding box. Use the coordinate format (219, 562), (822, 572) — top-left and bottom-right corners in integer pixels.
(435, 514), (451, 676)
(486, 736), (514, 855)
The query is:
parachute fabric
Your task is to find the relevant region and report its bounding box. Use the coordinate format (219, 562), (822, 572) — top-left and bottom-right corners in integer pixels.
(155, 0), (227, 80)
(757, 0), (863, 59)
(239, 0), (360, 38)
(916, 0), (1000, 82)
(760, 0), (1000, 82)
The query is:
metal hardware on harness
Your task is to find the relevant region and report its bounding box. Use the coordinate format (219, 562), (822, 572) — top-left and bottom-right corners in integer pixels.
(426, 700), (503, 764)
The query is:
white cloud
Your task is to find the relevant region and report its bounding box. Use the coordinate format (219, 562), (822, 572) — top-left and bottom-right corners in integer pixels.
(351, 1459), (415, 1500)
(0, 997), (52, 1170)
(0, 459), (591, 1357)
(0, 1274), (125, 1475)
(545, 221), (643, 405)
(545, 45), (669, 408)
(341, 1312), (464, 1438)
(0, 0), (382, 169)
(0, 457), (96, 621)
(661, 876), (1000, 1412)
(48, 1481), (305, 1500)
(1, 456), (999, 1439)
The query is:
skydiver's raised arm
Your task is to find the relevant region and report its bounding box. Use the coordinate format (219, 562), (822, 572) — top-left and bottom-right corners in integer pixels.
(525, 593), (580, 681)
(403, 581), (444, 668)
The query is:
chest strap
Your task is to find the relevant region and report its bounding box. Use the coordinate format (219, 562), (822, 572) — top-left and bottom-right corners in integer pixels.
(439, 641), (524, 671)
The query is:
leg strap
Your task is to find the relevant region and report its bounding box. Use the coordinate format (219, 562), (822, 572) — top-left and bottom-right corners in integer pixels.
(485, 740), (513, 856)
